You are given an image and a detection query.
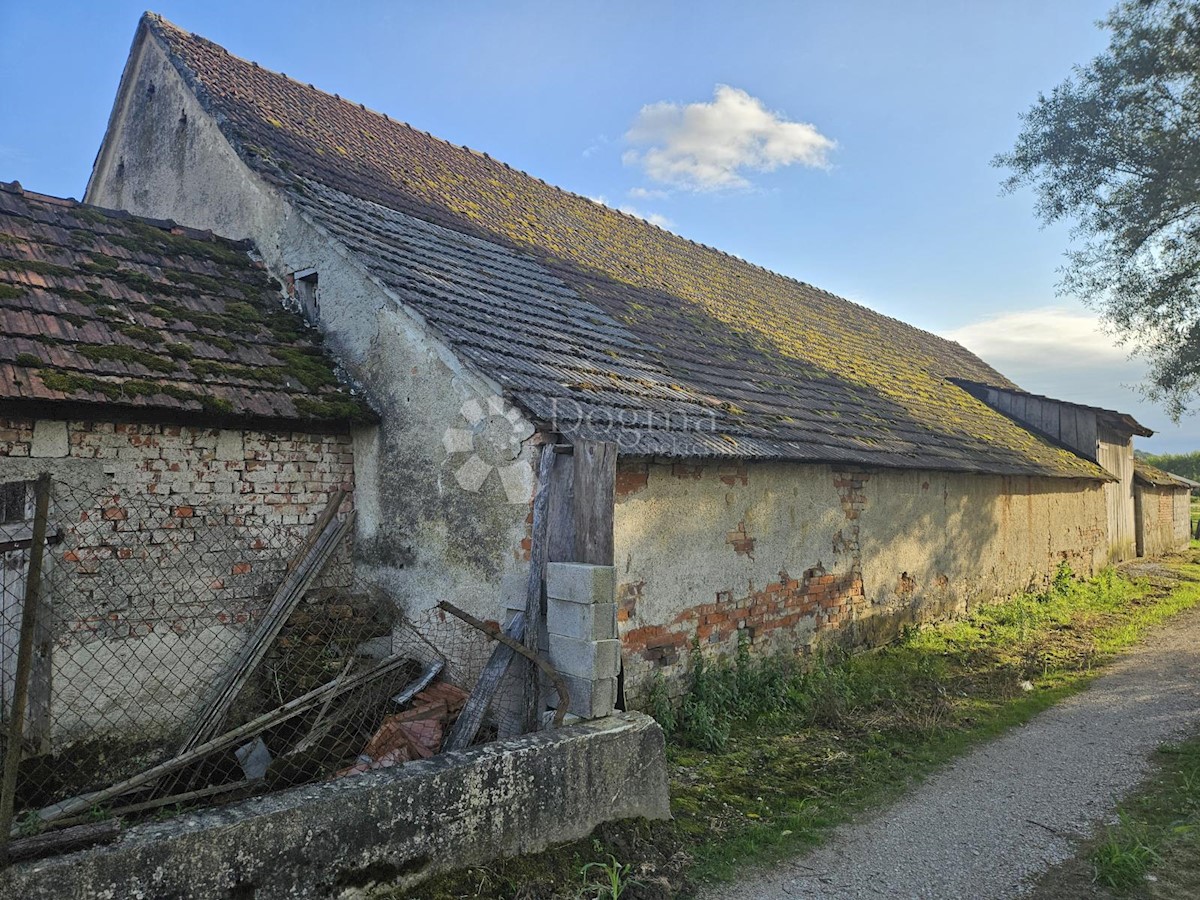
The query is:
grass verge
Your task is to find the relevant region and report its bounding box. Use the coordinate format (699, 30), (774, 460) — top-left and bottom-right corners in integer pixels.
(1029, 726), (1200, 899)
(409, 553), (1200, 899)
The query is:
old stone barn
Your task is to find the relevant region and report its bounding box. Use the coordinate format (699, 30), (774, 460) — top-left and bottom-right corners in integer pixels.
(33, 12), (1179, 712)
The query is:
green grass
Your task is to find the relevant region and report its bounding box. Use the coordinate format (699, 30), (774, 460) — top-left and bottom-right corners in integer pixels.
(413, 554), (1200, 899)
(1092, 735), (1200, 892)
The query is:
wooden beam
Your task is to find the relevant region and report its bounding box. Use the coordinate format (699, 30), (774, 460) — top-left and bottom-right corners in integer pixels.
(178, 492), (351, 753)
(438, 601), (569, 732)
(522, 444), (556, 731)
(546, 449), (576, 564)
(572, 440), (617, 566)
(33, 652), (414, 827)
(442, 612), (524, 752)
(6, 820), (120, 863)
(0, 473), (50, 864)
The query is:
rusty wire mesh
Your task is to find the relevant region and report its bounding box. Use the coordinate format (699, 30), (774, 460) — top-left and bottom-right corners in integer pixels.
(0, 475), (527, 853)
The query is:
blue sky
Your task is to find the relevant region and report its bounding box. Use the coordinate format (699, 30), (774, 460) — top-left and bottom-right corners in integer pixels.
(3, 0), (1194, 452)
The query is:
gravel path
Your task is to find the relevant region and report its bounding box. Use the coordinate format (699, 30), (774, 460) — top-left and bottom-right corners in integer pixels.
(704, 603), (1200, 900)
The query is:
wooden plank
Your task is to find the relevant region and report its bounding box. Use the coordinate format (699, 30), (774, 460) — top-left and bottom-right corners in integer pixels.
(0, 473), (50, 863)
(438, 601), (570, 740)
(1042, 400), (1061, 442)
(6, 820), (120, 862)
(34, 651), (414, 827)
(546, 448), (576, 564)
(58, 781), (255, 829)
(178, 495), (352, 753)
(285, 490), (347, 575)
(1078, 411), (1099, 460)
(522, 444), (556, 731)
(443, 612), (523, 752)
(572, 440), (617, 566)
(1060, 407), (1080, 454)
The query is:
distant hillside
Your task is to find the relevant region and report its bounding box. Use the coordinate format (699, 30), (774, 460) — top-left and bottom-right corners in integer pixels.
(1138, 450), (1200, 482)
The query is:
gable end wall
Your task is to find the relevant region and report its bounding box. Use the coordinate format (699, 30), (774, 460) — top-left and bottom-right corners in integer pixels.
(85, 32), (534, 631)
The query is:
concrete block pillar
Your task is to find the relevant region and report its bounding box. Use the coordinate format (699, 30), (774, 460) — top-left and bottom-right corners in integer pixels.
(545, 563), (618, 719)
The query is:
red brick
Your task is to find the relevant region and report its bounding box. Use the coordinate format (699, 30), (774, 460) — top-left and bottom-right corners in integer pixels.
(616, 462), (649, 497)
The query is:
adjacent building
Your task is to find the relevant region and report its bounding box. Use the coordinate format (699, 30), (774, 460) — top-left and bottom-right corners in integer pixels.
(0, 180), (370, 741)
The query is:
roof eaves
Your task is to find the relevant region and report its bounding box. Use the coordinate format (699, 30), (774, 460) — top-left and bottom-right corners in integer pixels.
(953, 378), (1151, 437)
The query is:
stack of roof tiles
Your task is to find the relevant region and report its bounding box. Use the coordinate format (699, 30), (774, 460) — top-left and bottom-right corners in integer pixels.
(130, 15), (1111, 476)
(0, 181), (370, 427)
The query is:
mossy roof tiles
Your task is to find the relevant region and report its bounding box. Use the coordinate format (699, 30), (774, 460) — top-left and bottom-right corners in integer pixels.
(142, 14), (1110, 477)
(1134, 460), (1196, 489)
(0, 181), (372, 428)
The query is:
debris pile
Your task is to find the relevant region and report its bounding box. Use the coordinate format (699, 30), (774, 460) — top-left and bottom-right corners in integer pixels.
(337, 681), (469, 776)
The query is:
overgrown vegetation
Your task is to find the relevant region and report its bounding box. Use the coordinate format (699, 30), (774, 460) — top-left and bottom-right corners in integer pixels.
(1028, 727), (1200, 898)
(412, 555), (1200, 899)
(1093, 733), (1200, 895)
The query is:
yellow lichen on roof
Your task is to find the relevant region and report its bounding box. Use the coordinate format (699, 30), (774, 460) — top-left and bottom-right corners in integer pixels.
(144, 13), (1106, 477)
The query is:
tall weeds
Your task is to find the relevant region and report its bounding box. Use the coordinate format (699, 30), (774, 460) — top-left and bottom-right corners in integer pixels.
(651, 562), (1166, 753)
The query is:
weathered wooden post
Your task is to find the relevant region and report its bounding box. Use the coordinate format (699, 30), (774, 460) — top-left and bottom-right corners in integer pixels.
(572, 440), (616, 567)
(0, 473), (51, 864)
(521, 442), (556, 733)
(539, 440), (621, 720)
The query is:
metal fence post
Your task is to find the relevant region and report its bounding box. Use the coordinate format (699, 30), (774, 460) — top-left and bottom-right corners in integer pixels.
(0, 473), (51, 864)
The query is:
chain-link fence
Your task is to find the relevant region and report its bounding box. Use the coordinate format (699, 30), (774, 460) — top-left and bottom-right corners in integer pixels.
(0, 474), (526, 863)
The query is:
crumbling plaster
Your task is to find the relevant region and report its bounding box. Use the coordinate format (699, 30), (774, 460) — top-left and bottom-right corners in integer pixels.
(615, 459), (1109, 702)
(86, 31), (534, 627)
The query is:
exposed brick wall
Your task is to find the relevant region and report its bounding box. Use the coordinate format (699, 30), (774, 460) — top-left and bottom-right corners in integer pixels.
(0, 416), (356, 742)
(614, 457), (1110, 706)
(622, 565), (864, 672)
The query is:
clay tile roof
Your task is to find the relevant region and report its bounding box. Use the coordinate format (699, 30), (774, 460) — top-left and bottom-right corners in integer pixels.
(1134, 460), (1198, 489)
(0, 181), (373, 429)
(141, 13), (1110, 477)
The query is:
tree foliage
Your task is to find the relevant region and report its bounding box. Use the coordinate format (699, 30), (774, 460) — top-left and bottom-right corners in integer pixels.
(997, 0), (1200, 418)
(1139, 449), (1200, 480)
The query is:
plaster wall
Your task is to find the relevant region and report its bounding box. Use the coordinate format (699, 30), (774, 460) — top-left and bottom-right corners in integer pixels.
(614, 458), (1108, 704)
(85, 33), (534, 631)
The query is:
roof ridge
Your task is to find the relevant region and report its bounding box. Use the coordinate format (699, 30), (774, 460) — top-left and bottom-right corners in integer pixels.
(140, 13), (965, 349)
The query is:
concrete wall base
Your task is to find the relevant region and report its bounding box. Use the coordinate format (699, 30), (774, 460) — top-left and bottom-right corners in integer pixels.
(0, 713), (669, 900)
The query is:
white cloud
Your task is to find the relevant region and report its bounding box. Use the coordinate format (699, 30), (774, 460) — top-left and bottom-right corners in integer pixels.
(628, 186), (669, 200)
(588, 195), (674, 230)
(623, 85), (835, 191)
(940, 306), (1200, 452)
(942, 308), (1128, 370)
